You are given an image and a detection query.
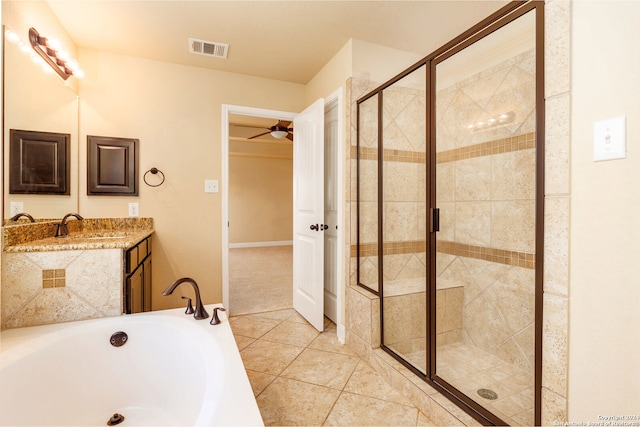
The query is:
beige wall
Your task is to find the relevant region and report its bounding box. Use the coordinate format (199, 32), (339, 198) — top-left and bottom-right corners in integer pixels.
(228, 156), (293, 244)
(77, 49), (306, 310)
(352, 39), (422, 87)
(569, 0), (640, 420)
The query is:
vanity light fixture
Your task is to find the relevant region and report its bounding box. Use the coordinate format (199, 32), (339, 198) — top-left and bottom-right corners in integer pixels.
(28, 27), (83, 80)
(467, 110), (515, 132)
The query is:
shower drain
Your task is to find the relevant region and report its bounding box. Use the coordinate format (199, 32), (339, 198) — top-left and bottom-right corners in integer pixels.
(477, 388), (499, 400)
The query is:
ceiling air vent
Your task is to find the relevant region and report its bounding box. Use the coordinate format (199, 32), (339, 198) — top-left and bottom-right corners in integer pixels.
(189, 38), (229, 59)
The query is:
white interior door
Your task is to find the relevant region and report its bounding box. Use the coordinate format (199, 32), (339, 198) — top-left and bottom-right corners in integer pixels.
(293, 98), (325, 331)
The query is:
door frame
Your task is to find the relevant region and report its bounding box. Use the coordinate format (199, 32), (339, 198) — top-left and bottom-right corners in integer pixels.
(221, 97), (344, 341)
(323, 88), (345, 342)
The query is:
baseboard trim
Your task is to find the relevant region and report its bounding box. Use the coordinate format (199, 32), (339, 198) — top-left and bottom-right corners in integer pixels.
(229, 240), (293, 249)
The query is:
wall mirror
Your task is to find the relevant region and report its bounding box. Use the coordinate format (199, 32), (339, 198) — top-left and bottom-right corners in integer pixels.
(2, 26), (79, 222)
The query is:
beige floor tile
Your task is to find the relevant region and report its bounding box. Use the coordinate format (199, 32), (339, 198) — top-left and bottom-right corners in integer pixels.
(261, 320), (320, 347)
(324, 392), (418, 426)
(309, 327), (355, 356)
(287, 311), (313, 324)
(229, 315), (280, 339)
(249, 308), (297, 322)
(246, 369), (276, 396)
(240, 339), (304, 376)
(257, 377), (341, 426)
(281, 348), (359, 390)
(233, 334), (256, 351)
(417, 411), (438, 426)
(343, 361), (408, 405)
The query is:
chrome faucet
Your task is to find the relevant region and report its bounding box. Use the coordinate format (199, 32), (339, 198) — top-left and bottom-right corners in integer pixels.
(55, 213), (84, 237)
(162, 277), (209, 320)
(10, 213), (35, 223)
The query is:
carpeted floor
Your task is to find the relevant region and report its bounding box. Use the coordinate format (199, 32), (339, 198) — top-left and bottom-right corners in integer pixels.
(229, 245), (293, 316)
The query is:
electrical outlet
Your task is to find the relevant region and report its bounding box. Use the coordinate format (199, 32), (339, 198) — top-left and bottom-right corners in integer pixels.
(204, 180), (219, 193)
(128, 202), (139, 217)
(10, 202), (24, 217)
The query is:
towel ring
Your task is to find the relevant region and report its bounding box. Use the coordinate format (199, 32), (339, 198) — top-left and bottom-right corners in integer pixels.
(143, 167), (165, 187)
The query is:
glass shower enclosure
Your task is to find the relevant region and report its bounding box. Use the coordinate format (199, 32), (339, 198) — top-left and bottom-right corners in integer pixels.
(356, 2), (543, 425)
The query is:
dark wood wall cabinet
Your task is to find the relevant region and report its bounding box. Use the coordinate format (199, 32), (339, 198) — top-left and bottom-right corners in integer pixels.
(124, 236), (152, 314)
(87, 135), (139, 195)
(9, 129), (70, 194)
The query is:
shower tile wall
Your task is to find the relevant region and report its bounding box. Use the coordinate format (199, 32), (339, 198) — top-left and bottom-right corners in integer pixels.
(356, 78), (427, 301)
(436, 48), (537, 370)
(1, 249), (122, 329)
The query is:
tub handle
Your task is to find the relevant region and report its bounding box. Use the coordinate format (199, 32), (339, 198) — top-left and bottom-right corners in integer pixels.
(181, 296), (195, 314)
(210, 307), (227, 325)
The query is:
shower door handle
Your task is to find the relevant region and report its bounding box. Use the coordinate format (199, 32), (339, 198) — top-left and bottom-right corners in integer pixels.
(310, 224), (319, 231)
(430, 208), (440, 232)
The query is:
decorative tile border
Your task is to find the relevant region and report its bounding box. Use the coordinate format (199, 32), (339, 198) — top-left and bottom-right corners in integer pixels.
(354, 146), (377, 160)
(355, 132), (535, 165)
(353, 239), (535, 269)
(354, 240), (426, 258)
(437, 240), (535, 269)
(383, 149), (426, 164)
(355, 146), (426, 164)
(437, 132), (536, 163)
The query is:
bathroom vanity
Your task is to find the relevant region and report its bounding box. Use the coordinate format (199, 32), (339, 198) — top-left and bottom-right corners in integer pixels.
(1, 218), (154, 329)
(124, 235), (152, 314)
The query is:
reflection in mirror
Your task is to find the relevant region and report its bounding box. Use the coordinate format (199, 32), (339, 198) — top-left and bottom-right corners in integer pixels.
(357, 95), (379, 293)
(3, 26), (79, 222)
(434, 10), (536, 426)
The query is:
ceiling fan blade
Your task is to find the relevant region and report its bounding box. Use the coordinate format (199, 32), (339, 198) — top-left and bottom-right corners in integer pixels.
(247, 131), (271, 139)
(286, 133), (294, 141)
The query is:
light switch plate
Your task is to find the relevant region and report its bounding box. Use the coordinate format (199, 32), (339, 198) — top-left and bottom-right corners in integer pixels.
(205, 180), (219, 193)
(594, 116), (626, 161)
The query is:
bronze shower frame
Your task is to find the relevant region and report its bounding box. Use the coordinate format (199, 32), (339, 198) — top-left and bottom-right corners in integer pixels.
(356, 1), (545, 425)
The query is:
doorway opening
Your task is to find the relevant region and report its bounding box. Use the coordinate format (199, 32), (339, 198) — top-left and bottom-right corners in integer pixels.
(221, 95), (344, 338)
(227, 113), (295, 315)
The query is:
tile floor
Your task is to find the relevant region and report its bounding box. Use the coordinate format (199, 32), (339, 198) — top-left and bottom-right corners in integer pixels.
(436, 343), (534, 426)
(230, 309), (437, 426)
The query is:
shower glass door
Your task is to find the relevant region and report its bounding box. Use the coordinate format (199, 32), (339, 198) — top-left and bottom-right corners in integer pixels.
(381, 65), (427, 374)
(433, 9), (538, 426)
(357, 95), (380, 293)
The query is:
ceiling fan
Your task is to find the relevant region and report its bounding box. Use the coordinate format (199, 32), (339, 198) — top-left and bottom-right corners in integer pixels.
(248, 120), (293, 141)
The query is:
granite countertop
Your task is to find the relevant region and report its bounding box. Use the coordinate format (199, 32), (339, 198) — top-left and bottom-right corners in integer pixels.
(3, 229), (154, 253)
(2, 217), (154, 253)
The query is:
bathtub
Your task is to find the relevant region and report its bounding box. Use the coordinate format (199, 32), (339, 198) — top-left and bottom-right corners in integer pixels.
(0, 305), (263, 426)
